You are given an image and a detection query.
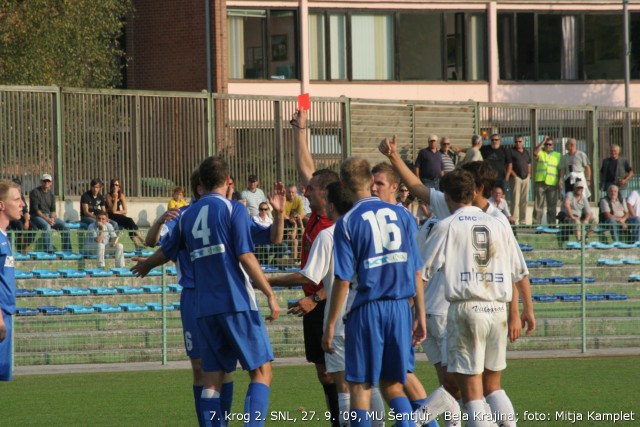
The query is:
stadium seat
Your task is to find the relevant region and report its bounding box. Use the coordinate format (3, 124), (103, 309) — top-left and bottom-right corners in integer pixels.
(115, 286), (144, 295)
(165, 266), (177, 276)
(556, 294), (581, 301)
(525, 260), (542, 268)
(111, 268), (135, 277)
(621, 258), (640, 265)
(529, 277), (550, 285)
(585, 294), (605, 301)
(597, 258), (624, 266)
(538, 258), (564, 267)
(16, 307), (39, 316)
(62, 287), (91, 296)
(66, 222), (82, 229)
(142, 285), (162, 294)
(37, 305), (68, 315)
(14, 253), (30, 261)
(262, 266), (279, 273)
(137, 249), (154, 257)
(550, 277), (575, 284)
(172, 301), (181, 310)
(15, 270), (33, 280)
(518, 243), (534, 251)
(29, 251), (58, 260)
(65, 305), (96, 314)
(16, 288), (37, 297)
(84, 269), (113, 277)
(123, 251), (137, 258)
(535, 226), (560, 234)
(32, 269), (61, 279)
(629, 274), (640, 282)
(612, 242), (637, 249)
(145, 302), (174, 311)
(92, 303), (122, 313)
(56, 251), (83, 260)
(88, 286), (118, 295)
(35, 288), (64, 296)
(146, 268), (162, 277)
(168, 284), (183, 293)
(118, 303), (149, 312)
(58, 269), (88, 278)
(537, 296), (557, 302)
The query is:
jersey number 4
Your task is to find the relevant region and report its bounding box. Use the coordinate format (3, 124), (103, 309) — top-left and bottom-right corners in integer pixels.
(192, 206), (211, 245)
(362, 208), (402, 254)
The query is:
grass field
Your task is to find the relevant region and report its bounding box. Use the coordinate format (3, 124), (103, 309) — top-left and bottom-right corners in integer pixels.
(1, 357), (638, 426)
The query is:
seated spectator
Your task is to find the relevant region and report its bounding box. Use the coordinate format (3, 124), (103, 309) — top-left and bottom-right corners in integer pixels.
(284, 185), (304, 259)
(396, 184), (419, 222)
(7, 178), (33, 253)
(297, 182), (311, 225)
(83, 210), (124, 269)
(253, 202), (274, 264)
(600, 184), (639, 242)
(558, 181), (596, 242)
(29, 173), (72, 253)
(240, 174), (267, 216)
(627, 190), (640, 242)
(167, 186), (188, 210)
(80, 178), (118, 230)
(105, 178), (145, 249)
(489, 184), (514, 224)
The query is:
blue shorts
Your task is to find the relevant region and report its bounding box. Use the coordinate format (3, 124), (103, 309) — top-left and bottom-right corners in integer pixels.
(198, 310), (274, 373)
(0, 312), (12, 381)
(345, 299), (412, 386)
(180, 288), (201, 359)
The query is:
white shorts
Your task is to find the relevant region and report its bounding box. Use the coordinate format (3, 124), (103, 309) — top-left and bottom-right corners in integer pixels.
(421, 314), (447, 366)
(325, 335), (346, 374)
(446, 301), (508, 375)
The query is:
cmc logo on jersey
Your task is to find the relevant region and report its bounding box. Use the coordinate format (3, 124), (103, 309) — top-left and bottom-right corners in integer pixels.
(460, 269), (504, 284)
(458, 215), (478, 221)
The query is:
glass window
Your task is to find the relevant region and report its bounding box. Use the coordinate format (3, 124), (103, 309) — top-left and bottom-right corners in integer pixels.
(515, 13), (535, 80)
(329, 14), (347, 80)
(351, 14), (394, 80)
(633, 13), (640, 79)
(585, 14), (624, 79)
(309, 13), (326, 80)
(466, 13), (487, 80)
(398, 13), (442, 80)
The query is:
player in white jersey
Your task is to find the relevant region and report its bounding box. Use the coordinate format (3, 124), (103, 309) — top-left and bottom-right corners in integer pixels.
(422, 170), (535, 427)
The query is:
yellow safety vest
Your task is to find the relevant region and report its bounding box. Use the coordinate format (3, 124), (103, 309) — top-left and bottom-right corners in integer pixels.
(535, 151), (561, 186)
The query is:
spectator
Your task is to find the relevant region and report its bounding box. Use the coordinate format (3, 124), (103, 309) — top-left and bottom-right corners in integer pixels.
(253, 202), (274, 264)
(559, 138), (591, 198)
(284, 185), (304, 259)
(7, 178), (32, 254)
(80, 178), (112, 229)
(105, 178), (145, 249)
(0, 179), (25, 382)
(83, 210), (124, 269)
(558, 181), (596, 242)
(533, 136), (561, 225)
(600, 184), (638, 242)
(627, 190), (640, 242)
(457, 134), (483, 166)
(225, 176), (242, 203)
(240, 174), (268, 216)
(298, 182), (311, 224)
(507, 135), (531, 225)
(396, 184), (416, 215)
(489, 185), (514, 224)
(480, 133), (513, 191)
(168, 187), (188, 210)
(29, 173), (72, 253)
(600, 144), (633, 198)
(415, 134), (444, 189)
(439, 137), (458, 173)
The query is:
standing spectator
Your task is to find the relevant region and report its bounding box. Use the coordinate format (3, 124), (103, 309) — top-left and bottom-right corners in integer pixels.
(29, 173), (72, 253)
(458, 135), (484, 166)
(8, 178), (32, 254)
(558, 138), (591, 198)
(600, 144), (633, 198)
(415, 134), (444, 189)
(284, 185), (304, 259)
(600, 184), (638, 242)
(480, 134), (513, 191)
(627, 190), (640, 242)
(80, 179), (110, 228)
(507, 135), (531, 225)
(323, 157), (425, 426)
(439, 137), (458, 174)
(168, 186), (188, 210)
(533, 136), (561, 225)
(558, 181), (596, 242)
(83, 210), (124, 269)
(0, 180), (25, 381)
(105, 178), (146, 249)
(241, 174), (268, 217)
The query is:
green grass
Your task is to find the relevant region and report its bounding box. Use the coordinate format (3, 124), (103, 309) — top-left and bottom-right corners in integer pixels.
(1, 357), (638, 426)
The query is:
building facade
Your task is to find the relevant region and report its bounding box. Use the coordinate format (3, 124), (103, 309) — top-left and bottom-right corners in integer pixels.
(127, 1), (640, 107)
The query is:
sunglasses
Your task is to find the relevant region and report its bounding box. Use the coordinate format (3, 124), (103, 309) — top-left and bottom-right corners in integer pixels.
(259, 208), (269, 211)
(400, 189), (409, 193)
(545, 143), (553, 146)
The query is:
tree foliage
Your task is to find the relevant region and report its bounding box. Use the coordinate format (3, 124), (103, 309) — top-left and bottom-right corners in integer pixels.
(0, 0), (133, 88)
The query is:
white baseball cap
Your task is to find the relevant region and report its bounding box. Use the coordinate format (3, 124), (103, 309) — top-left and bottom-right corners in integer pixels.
(41, 173), (53, 182)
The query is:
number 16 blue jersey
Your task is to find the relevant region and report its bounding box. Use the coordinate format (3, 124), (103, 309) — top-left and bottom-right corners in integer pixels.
(333, 197), (422, 312)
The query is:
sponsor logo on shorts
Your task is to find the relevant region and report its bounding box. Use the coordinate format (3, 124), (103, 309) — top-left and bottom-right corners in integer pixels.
(471, 304), (505, 314)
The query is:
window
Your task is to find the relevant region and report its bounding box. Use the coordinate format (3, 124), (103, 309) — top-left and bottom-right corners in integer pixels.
(228, 9), (298, 80)
(498, 12), (631, 81)
(310, 10), (486, 82)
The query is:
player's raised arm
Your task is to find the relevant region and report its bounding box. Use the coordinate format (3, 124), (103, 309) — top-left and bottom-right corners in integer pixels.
(239, 252), (281, 321)
(378, 135), (431, 204)
(291, 109), (315, 186)
(268, 181), (286, 244)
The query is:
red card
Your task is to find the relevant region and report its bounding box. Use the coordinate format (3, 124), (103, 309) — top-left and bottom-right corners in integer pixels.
(298, 93), (310, 111)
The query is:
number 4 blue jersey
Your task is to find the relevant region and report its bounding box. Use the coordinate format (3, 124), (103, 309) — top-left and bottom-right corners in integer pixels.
(163, 193), (258, 317)
(334, 197), (422, 312)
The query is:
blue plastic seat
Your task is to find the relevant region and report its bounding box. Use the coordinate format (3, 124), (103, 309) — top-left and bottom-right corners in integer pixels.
(84, 269), (113, 277)
(529, 277), (550, 285)
(16, 288), (37, 297)
(142, 285), (162, 294)
(35, 288), (64, 296)
(168, 284), (183, 293)
(37, 305), (67, 315)
(115, 286), (144, 295)
(58, 269), (87, 278)
(62, 287), (91, 296)
(525, 260), (542, 268)
(146, 268), (162, 277)
(32, 269), (61, 279)
(165, 266), (177, 276)
(111, 268), (134, 277)
(92, 303), (122, 313)
(56, 251), (83, 260)
(15, 270), (34, 280)
(537, 295), (557, 302)
(65, 305), (95, 314)
(14, 253), (30, 261)
(172, 301), (181, 310)
(621, 258), (640, 265)
(145, 302), (174, 311)
(118, 303), (149, 312)
(586, 294), (605, 301)
(16, 307), (39, 316)
(88, 286), (118, 295)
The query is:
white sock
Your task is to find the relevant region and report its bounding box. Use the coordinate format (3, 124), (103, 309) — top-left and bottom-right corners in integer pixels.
(485, 390), (517, 427)
(413, 386), (458, 424)
(338, 393), (350, 427)
(444, 397), (462, 427)
(465, 400), (492, 427)
(201, 388), (220, 399)
(370, 387), (386, 427)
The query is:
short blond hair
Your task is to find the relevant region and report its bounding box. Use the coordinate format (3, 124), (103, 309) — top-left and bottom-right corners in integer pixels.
(340, 157), (372, 193)
(0, 180), (19, 202)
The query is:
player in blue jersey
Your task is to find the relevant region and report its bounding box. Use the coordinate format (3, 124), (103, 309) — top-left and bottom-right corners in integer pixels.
(0, 180), (26, 381)
(323, 157), (426, 427)
(135, 158), (281, 427)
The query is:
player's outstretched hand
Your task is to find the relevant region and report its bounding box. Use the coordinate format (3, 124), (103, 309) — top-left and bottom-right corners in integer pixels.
(265, 294), (281, 322)
(377, 135), (398, 157)
(291, 109), (307, 129)
(268, 182), (286, 213)
(321, 327), (335, 354)
(160, 208), (181, 223)
(130, 259), (151, 278)
(412, 316), (427, 346)
(521, 309), (536, 336)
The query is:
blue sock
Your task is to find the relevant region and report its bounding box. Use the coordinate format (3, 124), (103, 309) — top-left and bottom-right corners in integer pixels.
(350, 408), (372, 427)
(193, 385), (204, 427)
(411, 398), (427, 411)
(220, 381), (234, 427)
(389, 396), (414, 427)
(244, 382), (270, 427)
(201, 396), (222, 427)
